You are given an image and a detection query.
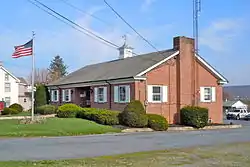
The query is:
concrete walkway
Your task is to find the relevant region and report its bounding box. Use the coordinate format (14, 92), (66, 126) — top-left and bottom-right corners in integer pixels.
(0, 122), (249, 161)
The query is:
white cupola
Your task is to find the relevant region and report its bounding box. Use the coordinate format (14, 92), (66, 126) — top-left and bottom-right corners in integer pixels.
(118, 35), (133, 59)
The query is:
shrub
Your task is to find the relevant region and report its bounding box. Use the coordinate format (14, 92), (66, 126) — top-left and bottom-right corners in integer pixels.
(180, 106), (209, 128)
(35, 84), (49, 107)
(123, 100), (145, 115)
(119, 112), (148, 128)
(76, 108), (120, 125)
(147, 114), (168, 131)
(2, 107), (18, 115)
(36, 105), (57, 115)
(57, 103), (82, 118)
(9, 103), (23, 113)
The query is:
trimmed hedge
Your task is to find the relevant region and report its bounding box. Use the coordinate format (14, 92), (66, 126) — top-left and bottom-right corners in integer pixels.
(180, 106), (209, 128)
(36, 105), (57, 115)
(2, 107), (19, 115)
(76, 108), (120, 125)
(57, 103), (82, 118)
(147, 114), (168, 131)
(9, 103), (23, 113)
(119, 112), (148, 128)
(123, 100), (146, 115)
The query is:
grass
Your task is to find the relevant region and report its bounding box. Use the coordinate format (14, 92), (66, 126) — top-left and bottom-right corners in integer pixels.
(0, 142), (250, 167)
(0, 112), (33, 117)
(0, 118), (120, 137)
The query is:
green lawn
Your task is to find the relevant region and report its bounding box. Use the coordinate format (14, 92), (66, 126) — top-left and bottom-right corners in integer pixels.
(0, 142), (249, 167)
(0, 118), (120, 137)
(0, 112), (32, 117)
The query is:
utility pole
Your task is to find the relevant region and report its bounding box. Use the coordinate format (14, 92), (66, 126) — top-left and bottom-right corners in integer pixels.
(193, 0), (201, 106)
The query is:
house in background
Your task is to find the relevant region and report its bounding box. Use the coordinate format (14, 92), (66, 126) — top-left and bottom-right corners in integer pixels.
(47, 36), (228, 124)
(0, 62), (19, 107)
(223, 100), (248, 110)
(18, 77), (32, 111)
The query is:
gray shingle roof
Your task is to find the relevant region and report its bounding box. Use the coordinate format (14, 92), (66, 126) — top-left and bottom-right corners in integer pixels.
(18, 77), (28, 85)
(49, 49), (177, 86)
(223, 100), (237, 107)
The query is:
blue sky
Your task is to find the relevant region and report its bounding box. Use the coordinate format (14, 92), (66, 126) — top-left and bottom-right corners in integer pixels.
(0, 0), (250, 85)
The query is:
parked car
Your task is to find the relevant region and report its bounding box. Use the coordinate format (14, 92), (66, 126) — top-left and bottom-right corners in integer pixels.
(226, 108), (249, 120)
(244, 114), (250, 121)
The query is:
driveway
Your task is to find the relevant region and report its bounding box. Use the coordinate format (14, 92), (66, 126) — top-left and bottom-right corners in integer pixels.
(0, 122), (250, 161)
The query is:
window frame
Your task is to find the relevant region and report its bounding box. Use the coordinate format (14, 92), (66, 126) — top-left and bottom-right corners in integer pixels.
(203, 87), (212, 102)
(5, 74), (9, 81)
(5, 97), (11, 107)
(64, 89), (70, 102)
(4, 82), (11, 92)
(51, 90), (58, 102)
(118, 85), (127, 103)
(152, 86), (162, 102)
(97, 87), (105, 103)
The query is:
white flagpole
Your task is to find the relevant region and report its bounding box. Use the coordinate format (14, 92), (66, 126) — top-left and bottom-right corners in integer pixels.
(31, 31), (35, 121)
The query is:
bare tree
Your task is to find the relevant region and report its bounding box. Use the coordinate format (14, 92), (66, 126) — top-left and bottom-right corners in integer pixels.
(27, 68), (50, 85)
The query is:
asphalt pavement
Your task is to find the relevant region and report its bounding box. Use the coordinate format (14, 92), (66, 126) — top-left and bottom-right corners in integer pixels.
(0, 119), (249, 161)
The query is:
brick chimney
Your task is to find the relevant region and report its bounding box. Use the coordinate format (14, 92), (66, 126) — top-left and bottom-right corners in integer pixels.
(173, 36), (197, 118)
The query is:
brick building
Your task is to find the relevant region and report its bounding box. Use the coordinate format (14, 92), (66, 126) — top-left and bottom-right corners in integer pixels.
(48, 36), (228, 124)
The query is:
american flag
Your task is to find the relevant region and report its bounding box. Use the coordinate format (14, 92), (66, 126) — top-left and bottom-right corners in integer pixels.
(12, 39), (33, 58)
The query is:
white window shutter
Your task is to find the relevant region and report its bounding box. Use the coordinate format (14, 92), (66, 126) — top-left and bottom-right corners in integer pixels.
(94, 87), (98, 102)
(103, 87), (107, 102)
(125, 85), (130, 102)
(147, 85), (153, 102)
(62, 90), (65, 102)
(212, 87), (216, 102)
(56, 90), (59, 101)
(162, 86), (168, 102)
(200, 87), (205, 102)
(51, 91), (54, 102)
(68, 89), (72, 102)
(114, 86), (119, 102)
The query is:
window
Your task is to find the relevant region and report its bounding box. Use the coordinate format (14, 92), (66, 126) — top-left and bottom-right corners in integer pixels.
(200, 87), (216, 102)
(5, 97), (11, 107)
(98, 87), (104, 102)
(119, 86), (126, 102)
(94, 87), (107, 103)
(24, 98), (27, 103)
(148, 85), (168, 103)
(152, 86), (161, 102)
(204, 87), (212, 101)
(5, 83), (11, 92)
(5, 74), (9, 81)
(114, 85), (130, 103)
(51, 90), (58, 102)
(62, 89), (71, 102)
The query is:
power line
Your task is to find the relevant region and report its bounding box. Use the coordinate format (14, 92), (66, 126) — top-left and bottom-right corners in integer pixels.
(29, 0), (119, 49)
(59, 0), (112, 27)
(27, 0), (161, 62)
(103, 0), (161, 53)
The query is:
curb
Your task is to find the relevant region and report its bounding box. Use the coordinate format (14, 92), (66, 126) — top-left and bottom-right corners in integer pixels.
(168, 124), (242, 131)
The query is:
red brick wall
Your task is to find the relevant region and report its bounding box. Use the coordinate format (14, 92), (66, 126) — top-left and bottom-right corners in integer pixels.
(197, 62), (223, 123)
(134, 36), (223, 124)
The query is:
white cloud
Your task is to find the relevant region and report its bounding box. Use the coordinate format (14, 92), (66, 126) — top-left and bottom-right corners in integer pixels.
(200, 18), (245, 52)
(140, 0), (157, 12)
(0, 6), (172, 77)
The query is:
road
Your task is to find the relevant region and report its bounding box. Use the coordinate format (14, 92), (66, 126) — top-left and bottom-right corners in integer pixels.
(0, 120), (249, 161)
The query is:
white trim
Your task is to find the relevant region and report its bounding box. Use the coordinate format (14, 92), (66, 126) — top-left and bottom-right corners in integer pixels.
(195, 54), (228, 83)
(133, 76), (146, 80)
(0, 66), (20, 82)
(136, 51), (179, 76)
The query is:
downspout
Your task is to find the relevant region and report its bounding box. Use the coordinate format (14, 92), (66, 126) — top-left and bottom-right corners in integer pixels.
(105, 80), (112, 110)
